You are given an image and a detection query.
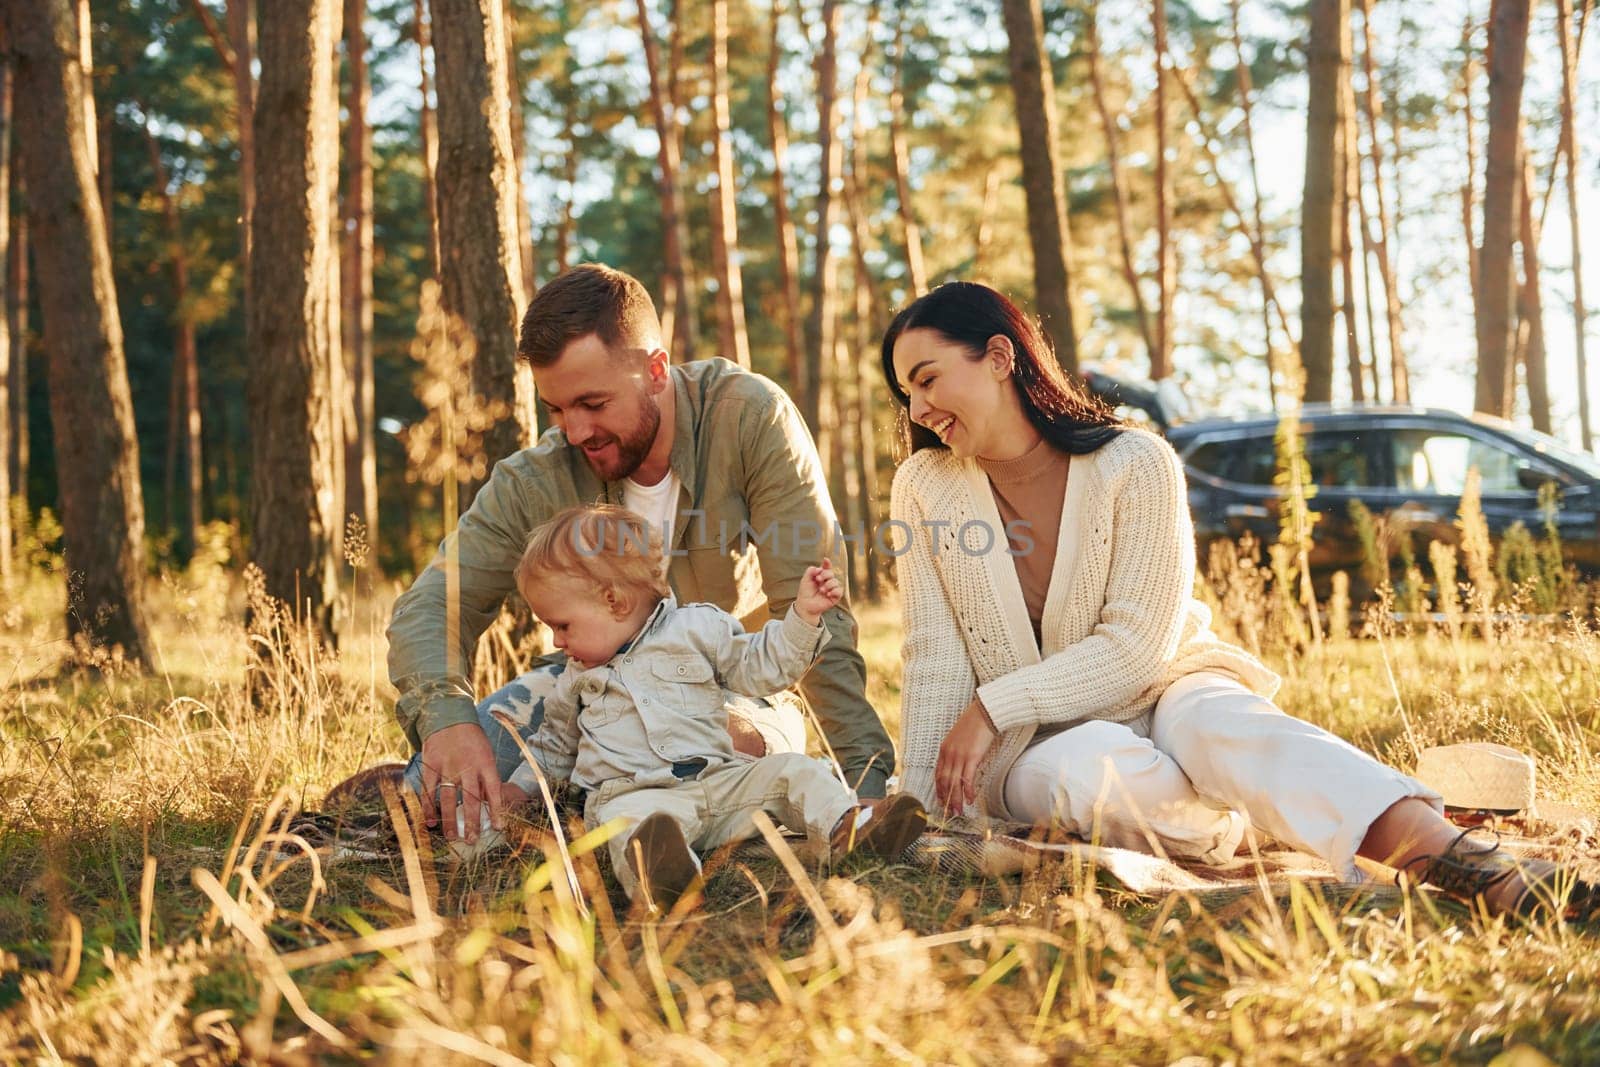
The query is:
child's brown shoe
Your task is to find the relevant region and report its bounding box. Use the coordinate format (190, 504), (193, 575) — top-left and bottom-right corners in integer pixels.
(831, 794), (928, 861)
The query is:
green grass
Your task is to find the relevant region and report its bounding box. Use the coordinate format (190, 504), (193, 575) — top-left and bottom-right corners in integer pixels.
(3, 560), (1599, 1063)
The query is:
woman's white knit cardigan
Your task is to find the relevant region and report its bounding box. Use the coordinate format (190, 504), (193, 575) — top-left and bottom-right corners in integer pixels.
(890, 428), (1281, 823)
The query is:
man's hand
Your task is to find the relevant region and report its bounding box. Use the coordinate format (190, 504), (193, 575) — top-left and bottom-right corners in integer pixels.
(934, 697), (998, 815)
(419, 721), (502, 843)
(795, 558), (844, 625)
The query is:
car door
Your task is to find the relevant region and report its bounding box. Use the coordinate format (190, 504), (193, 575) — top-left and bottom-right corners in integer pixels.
(1207, 422), (1377, 575)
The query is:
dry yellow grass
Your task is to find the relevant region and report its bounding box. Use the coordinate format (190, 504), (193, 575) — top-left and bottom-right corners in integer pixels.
(2, 551), (1599, 1064)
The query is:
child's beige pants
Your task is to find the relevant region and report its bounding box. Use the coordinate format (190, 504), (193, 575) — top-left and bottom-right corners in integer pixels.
(586, 753), (857, 897)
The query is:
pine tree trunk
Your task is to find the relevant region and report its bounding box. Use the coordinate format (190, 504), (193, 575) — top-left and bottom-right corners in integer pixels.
(342, 0), (377, 546)
(6, 163), (25, 507)
(1301, 0), (1348, 403)
(1339, 42), (1364, 404)
(888, 12), (926, 296)
(1518, 147), (1551, 432)
(1151, 0), (1174, 380)
(1461, 19), (1481, 325)
(430, 0), (532, 477)
(765, 0), (803, 398)
(973, 164), (999, 278)
(141, 115), (203, 557)
(1354, 0), (1408, 402)
(637, 0), (688, 355)
(707, 0), (750, 367)
(0, 57), (11, 588)
(846, 65), (879, 600)
(1229, 0), (1280, 409)
(555, 96), (575, 275)
(803, 0), (841, 431)
(1000, 0), (1078, 373)
(1555, 0), (1591, 449)
(228, 0), (257, 309)
(248, 0), (342, 639)
(6, 0), (152, 663)
(502, 0), (535, 299)
(414, 0), (440, 277)
(1087, 8), (1153, 362)
(1474, 0), (1530, 418)
(845, 42), (880, 330)
(667, 0), (698, 358)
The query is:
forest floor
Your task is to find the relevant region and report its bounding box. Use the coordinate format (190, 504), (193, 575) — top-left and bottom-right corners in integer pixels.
(2, 559), (1600, 1063)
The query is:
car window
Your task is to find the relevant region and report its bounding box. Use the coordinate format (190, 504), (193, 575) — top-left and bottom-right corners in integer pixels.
(1185, 441), (1231, 479)
(1223, 429), (1371, 488)
(1392, 431), (1525, 494)
(1304, 432), (1371, 488)
(1230, 434), (1279, 486)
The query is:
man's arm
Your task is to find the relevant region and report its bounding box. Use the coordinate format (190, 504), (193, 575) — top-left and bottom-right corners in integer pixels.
(740, 393), (895, 797)
(388, 453), (551, 748)
(387, 450), (565, 839)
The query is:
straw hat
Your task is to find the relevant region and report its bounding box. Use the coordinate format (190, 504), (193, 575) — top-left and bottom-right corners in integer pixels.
(1414, 742), (1537, 814)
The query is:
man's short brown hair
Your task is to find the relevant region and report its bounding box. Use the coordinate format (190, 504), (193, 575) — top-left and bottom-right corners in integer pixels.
(517, 264), (662, 366)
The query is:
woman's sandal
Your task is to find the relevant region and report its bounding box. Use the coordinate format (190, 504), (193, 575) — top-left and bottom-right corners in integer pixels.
(1399, 827), (1600, 923)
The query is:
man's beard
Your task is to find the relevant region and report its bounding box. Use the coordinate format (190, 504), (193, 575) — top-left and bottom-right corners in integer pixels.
(580, 392), (662, 482)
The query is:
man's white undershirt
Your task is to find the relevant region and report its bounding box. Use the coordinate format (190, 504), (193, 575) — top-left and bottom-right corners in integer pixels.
(623, 470), (680, 556)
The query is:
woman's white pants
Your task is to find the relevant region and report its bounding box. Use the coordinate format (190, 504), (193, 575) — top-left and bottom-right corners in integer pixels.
(1002, 672), (1442, 880)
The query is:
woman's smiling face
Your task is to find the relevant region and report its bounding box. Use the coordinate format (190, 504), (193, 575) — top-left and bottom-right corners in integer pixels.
(892, 327), (1027, 460)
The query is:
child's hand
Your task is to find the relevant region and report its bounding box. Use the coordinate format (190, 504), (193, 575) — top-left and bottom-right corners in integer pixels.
(500, 783), (532, 811)
(796, 558), (844, 625)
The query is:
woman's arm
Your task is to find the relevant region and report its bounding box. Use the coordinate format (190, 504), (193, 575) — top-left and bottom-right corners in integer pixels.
(891, 462), (978, 810)
(977, 435), (1196, 733)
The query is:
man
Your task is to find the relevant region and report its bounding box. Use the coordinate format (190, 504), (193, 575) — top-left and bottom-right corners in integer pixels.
(359, 264), (894, 843)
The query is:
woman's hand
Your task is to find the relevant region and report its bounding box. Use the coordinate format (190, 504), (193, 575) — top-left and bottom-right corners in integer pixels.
(934, 696), (998, 814)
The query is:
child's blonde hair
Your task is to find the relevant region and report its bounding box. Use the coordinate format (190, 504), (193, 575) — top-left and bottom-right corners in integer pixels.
(516, 504), (671, 619)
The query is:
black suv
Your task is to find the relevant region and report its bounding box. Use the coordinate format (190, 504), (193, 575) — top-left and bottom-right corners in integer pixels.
(1080, 372), (1600, 583)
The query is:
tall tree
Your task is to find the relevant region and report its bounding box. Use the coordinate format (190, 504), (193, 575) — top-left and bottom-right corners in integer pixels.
(707, 0), (750, 367)
(888, 11), (926, 296)
(765, 0), (803, 399)
(1086, 7), (1153, 362)
(1474, 0), (1531, 418)
(802, 0), (841, 429)
(140, 110), (203, 557)
(430, 0), (532, 473)
(342, 0), (377, 546)
(1460, 19), (1481, 322)
(666, 0), (698, 358)
(1229, 0), (1280, 409)
(248, 0), (342, 638)
(1000, 0), (1078, 372)
(5, 0), (152, 662)
(1338, 28), (1365, 404)
(1151, 0), (1174, 380)
(502, 0), (535, 300)
(1555, 0), (1590, 449)
(228, 0), (255, 282)
(0, 54), (11, 587)
(1354, 0), (1409, 402)
(1517, 147), (1551, 432)
(637, 0), (689, 355)
(1301, 0), (1349, 403)
(5, 152), (23, 507)
(414, 0), (440, 276)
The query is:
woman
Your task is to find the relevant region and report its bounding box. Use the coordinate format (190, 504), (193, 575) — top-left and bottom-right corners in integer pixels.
(882, 281), (1592, 920)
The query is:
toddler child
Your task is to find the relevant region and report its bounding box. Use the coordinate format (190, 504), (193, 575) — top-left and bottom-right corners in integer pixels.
(501, 504), (926, 909)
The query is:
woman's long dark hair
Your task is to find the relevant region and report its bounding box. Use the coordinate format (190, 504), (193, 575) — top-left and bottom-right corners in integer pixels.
(879, 282), (1124, 456)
